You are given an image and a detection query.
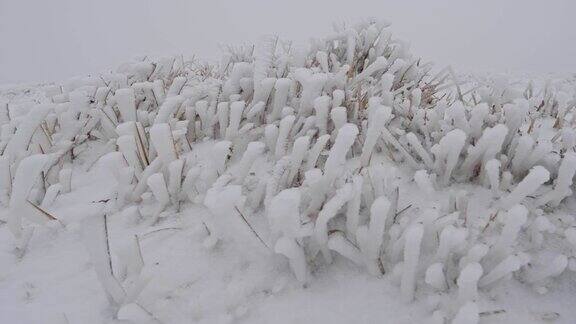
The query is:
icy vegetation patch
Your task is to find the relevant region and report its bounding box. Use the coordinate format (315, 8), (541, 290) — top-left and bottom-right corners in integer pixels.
(2, 19), (576, 323)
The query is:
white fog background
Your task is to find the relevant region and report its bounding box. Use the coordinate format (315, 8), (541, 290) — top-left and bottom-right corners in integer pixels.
(0, 0), (574, 84)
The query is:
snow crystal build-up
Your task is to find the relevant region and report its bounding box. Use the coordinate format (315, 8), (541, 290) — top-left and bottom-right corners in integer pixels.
(1, 18), (576, 324)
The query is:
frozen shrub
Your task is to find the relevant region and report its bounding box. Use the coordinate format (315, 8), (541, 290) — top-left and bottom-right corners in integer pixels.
(5, 19), (576, 321)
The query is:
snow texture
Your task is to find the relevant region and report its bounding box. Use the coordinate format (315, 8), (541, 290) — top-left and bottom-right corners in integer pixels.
(1, 19), (576, 324)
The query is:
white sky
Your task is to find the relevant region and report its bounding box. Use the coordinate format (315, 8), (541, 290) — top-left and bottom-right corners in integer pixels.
(1, 0), (575, 84)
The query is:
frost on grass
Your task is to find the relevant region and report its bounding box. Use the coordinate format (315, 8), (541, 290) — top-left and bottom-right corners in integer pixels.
(2, 19), (576, 323)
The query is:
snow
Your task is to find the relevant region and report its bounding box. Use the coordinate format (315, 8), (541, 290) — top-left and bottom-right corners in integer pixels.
(425, 262), (446, 291)
(154, 96), (185, 125)
(432, 129), (466, 185)
(323, 123), (358, 185)
(149, 124), (178, 164)
(357, 196), (390, 275)
(527, 254), (568, 284)
(274, 115), (295, 159)
(3, 104), (53, 162)
(2, 19), (576, 324)
(479, 253), (529, 288)
(328, 232), (364, 266)
(353, 56), (388, 84)
(147, 173), (170, 211)
(225, 101), (245, 140)
(268, 188), (302, 239)
(401, 223), (423, 303)
(457, 263), (483, 303)
(234, 141), (265, 184)
(274, 237), (308, 284)
(314, 184), (354, 263)
(500, 166), (550, 209)
(414, 169), (436, 194)
(345, 175), (363, 239)
(312, 96), (330, 135)
(286, 137), (310, 185)
(114, 88), (137, 123)
(360, 101), (391, 166)
(452, 302), (479, 324)
(7, 154), (52, 238)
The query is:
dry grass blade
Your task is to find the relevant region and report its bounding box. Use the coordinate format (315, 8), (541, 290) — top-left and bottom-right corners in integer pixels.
(140, 227), (182, 239)
(134, 122), (150, 166)
(479, 309), (506, 317)
(103, 213), (115, 277)
(482, 211), (499, 233)
(40, 123), (53, 146)
(394, 204), (412, 222)
(26, 199), (58, 221)
(98, 107), (117, 128)
(234, 205), (271, 251)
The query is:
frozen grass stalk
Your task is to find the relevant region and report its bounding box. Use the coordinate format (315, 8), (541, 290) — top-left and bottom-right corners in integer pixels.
(452, 302), (479, 324)
(235, 142), (265, 184)
(345, 175), (363, 239)
(479, 253), (529, 287)
(324, 124), (358, 185)
(457, 263), (483, 303)
(314, 184), (353, 263)
(275, 237), (308, 284)
(500, 166), (549, 209)
(328, 232), (364, 266)
(401, 223), (423, 302)
(226, 101), (245, 140)
(357, 196), (390, 275)
(115, 88), (137, 122)
(149, 124), (177, 164)
(275, 115), (296, 159)
(360, 102), (391, 166)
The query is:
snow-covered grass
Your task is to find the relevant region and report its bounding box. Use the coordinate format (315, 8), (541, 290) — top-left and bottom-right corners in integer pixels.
(1, 19), (576, 323)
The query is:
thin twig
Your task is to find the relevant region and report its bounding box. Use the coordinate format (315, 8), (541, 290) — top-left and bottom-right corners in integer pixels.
(141, 227), (183, 239)
(103, 214), (114, 276)
(482, 211), (499, 233)
(234, 205), (271, 251)
(26, 199), (58, 221)
(394, 204), (412, 222)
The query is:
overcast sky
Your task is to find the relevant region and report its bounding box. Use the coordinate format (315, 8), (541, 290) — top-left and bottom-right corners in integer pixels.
(1, 0), (574, 84)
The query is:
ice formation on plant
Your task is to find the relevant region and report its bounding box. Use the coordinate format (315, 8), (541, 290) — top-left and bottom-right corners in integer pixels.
(2, 19), (576, 322)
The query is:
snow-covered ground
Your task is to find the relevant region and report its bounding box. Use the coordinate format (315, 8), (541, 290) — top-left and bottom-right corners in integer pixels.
(1, 153), (575, 324)
(1, 20), (576, 324)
